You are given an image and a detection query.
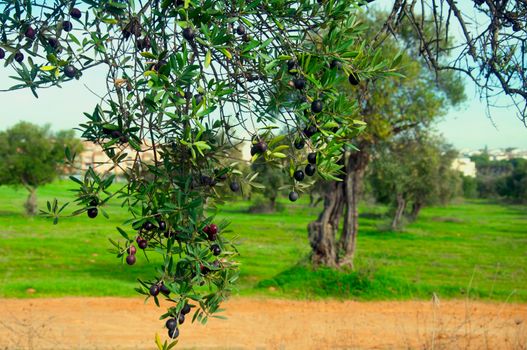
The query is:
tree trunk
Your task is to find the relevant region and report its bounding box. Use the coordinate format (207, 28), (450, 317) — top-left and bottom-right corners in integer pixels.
(307, 181), (344, 267)
(25, 187), (38, 216)
(339, 150), (370, 267)
(391, 193), (406, 230)
(269, 196), (276, 211)
(408, 201), (423, 222)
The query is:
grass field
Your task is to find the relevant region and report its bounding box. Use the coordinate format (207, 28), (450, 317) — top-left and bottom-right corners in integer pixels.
(0, 181), (526, 301)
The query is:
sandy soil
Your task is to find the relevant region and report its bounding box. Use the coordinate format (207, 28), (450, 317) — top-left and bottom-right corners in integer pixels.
(0, 297), (525, 350)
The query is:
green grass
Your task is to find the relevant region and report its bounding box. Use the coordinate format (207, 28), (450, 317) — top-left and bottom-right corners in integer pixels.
(0, 180), (526, 302)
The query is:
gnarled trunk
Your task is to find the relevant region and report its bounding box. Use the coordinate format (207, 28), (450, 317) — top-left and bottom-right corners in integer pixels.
(391, 193), (406, 230)
(24, 187), (38, 216)
(408, 201), (423, 222)
(269, 196), (276, 211)
(307, 181), (344, 267)
(339, 150), (370, 267)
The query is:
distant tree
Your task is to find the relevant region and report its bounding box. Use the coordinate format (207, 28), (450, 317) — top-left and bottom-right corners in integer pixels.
(461, 175), (479, 199)
(0, 122), (82, 215)
(369, 133), (461, 230)
(250, 156), (287, 212)
(497, 159), (527, 203)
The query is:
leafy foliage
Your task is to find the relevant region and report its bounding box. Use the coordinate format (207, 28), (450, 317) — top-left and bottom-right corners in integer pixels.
(369, 133), (461, 228)
(0, 0), (399, 341)
(0, 122), (81, 215)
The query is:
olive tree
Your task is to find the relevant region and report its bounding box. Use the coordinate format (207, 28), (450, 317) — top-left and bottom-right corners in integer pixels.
(0, 122), (82, 215)
(0, 0), (397, 344)
(369, 133), (461, 230)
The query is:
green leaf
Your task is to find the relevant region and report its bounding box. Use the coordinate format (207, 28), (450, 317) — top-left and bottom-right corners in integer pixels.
(205, 50), (211, 68)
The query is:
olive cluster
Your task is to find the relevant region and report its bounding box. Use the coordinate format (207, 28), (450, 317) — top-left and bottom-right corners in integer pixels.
(0, 7), (82, 78)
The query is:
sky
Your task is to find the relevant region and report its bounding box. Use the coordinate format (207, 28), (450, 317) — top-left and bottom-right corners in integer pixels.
(0, 2), (526, 150)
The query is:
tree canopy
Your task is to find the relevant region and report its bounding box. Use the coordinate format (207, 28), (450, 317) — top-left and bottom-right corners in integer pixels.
(0, 122), (82, 215)
(0, 0), (398, 343)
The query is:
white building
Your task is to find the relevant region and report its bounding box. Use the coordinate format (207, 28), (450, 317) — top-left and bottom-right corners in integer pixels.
(451, 157), (477, 177)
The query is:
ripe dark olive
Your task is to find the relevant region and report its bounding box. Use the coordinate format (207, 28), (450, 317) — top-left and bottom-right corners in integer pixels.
(182, 27), (195, 41)
(349, 72), (360, 85)
(62, 21), (73, 32)
(143, 221), (155, 231)
(211, 244), (221, 256)
(242, 34), (250, 42)
(194, 94), (203, 105)
(293, 170), (305, 181)
(203, 224), (218, 241)
(178, 313), (185, 324)
(294, 138), (305, 150)
(126, 254), (136, 265)
(64, 65), (76, 78)
(70, 8), (82, 19)
(303, 125), (318, 138)
(138, 239), (148, 250)
(25, 26), (35, 40)
(14, 52), (24, 63)
(217, 173), (228, 181)
(174, 0), (185, 6)
(205, 224), (218, 235)
(168, 327), (179, 339)
(307, 152), (317, 164)
(149, 284), (160, 296)
(305, 163), (316, 176)
(158, 220), (166, 231)
(513, 23), (522, 32)
(236, 24), (246, 35)
(200, 175), (213, 186)
(127, 245), (137, 255)
(181, 303), (191, 315)
(293, 78), (305, 90)
(287, 59), (296, 72)
(230, 181), (240, 192)
(89, 198), (98, 207)
(48, 37), (59, 49)
(110, 130), (122, 139)
(200, 264), (211, 275)
(311, 100), (323, 113)
(87, 207), (98, 218)
(154, 59), (167, 72)
(254, 141), (268, 154)
(330, 59), (342, 69)
(165, 318), (177, 330)
(160, 283), (170, 295)
(0, 48), (5, 59)
(474, 0), (484, 5)
(289, 191), (299, 202)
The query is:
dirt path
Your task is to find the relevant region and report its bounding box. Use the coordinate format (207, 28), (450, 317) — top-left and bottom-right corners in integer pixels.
(0, 297), (525, 350)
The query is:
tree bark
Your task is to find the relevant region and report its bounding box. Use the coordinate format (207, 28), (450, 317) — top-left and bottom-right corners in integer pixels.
(408, 201), (423, 222)
(307, 181), (344, 267)
(269, 196), (276, 211)
(339, 150), (370, 267)
(391, 193), (406, 230)
(24, 187), (38, 216)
